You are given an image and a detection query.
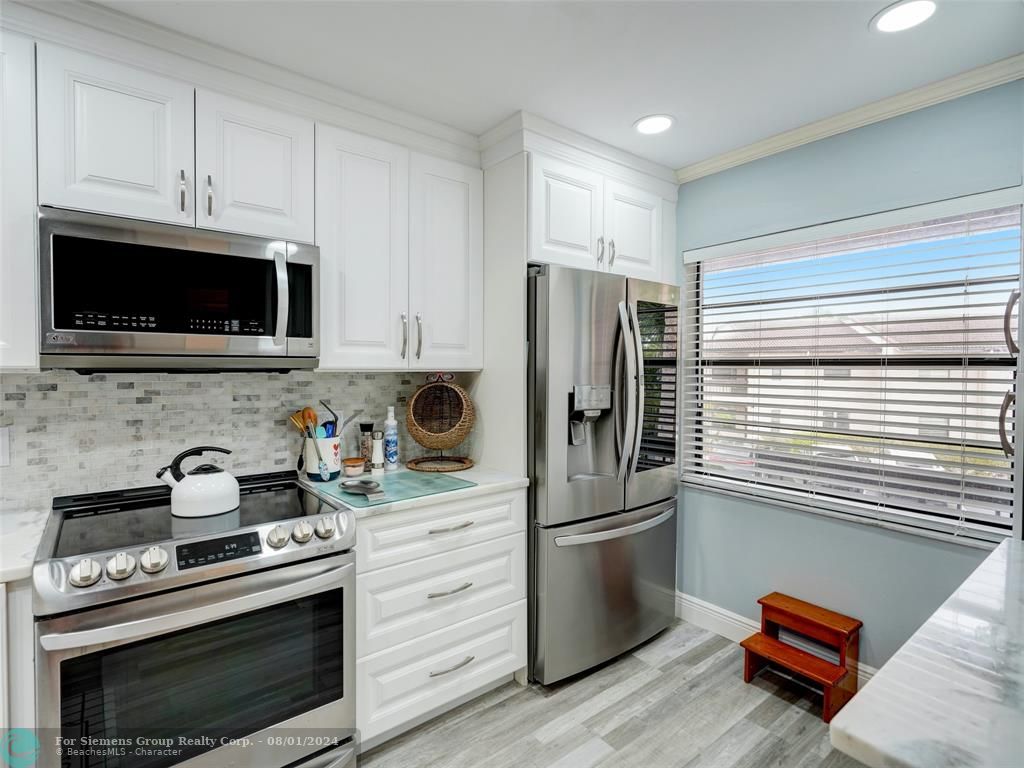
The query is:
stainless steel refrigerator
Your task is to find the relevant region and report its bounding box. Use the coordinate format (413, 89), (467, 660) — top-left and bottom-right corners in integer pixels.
(527, 264), (679, 685)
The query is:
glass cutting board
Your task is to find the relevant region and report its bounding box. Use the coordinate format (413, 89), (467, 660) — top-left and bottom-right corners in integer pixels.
(306, 469), (476, 508)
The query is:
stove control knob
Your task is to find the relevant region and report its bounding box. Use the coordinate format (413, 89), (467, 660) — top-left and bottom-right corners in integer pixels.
(314, 517), (335, 539)
(106, 551), (137, 581)
(140, 546), (169, 574)
(292, 521), (314, 544)
(267, 525), (290, 549)
(69, 558), (102, 588)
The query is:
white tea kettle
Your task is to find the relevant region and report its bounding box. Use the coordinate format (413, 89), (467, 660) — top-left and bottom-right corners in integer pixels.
(156, 446), (240, 518)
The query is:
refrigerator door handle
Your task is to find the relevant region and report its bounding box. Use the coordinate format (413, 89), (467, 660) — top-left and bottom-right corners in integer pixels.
(554, 507), (675, 547)
(617, 301), (638, 482)
(627, 301), (645, 480)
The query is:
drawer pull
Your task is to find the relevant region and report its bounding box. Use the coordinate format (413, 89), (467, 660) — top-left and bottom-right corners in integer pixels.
(428, 520), (474, 535)
(427, 582), (473, 599)
(428, 655), (475, 678)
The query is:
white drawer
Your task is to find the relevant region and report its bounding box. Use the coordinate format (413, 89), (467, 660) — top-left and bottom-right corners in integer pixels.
(356, 490), (526, 572)
(357, 533), (526, 657)
(356, 600), (526, 743)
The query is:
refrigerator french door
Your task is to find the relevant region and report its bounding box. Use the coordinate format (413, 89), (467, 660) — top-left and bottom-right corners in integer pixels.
(528, 264), (680, 684)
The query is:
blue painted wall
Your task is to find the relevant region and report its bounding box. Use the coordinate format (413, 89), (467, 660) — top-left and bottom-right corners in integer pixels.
(675, 81), (1023, 669)
(678, 80), (1024, 251)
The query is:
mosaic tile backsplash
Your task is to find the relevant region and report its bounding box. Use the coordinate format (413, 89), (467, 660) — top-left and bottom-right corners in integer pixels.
(0, 370), (461, 507)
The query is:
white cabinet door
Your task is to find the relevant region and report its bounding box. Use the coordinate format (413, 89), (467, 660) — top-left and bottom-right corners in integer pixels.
(316, 125), (409, 370)
(357, 533), (526, 656)
(36, 44), (195, 225)
(0, 33), (38, 370)
(529, 153), (603, 270)
(196, 89), (314, 242)
(604, 178), (662, 280)
(356, 600), (526, 743)
(409, 153), (483, 371)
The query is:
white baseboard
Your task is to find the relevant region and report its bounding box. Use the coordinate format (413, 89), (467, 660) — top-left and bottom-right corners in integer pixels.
(674, 592), (876, 686)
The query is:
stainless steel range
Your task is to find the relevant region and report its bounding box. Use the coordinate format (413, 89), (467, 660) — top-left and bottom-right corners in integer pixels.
(32, 472), (356, 768)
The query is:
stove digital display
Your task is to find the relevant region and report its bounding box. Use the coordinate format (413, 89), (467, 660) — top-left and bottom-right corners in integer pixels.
(176, 532), (263, 570)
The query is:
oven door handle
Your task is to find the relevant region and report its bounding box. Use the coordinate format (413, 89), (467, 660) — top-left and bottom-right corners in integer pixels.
(39, 563), (353, 652)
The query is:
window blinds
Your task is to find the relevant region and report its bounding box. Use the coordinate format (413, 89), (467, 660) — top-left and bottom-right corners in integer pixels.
(682, 205), (1022, 540)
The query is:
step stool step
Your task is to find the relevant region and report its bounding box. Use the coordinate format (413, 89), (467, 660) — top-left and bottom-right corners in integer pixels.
(740, 633), (848, 687)
(758, 592), (862, 640)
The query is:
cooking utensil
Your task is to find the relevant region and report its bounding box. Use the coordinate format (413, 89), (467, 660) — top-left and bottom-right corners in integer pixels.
(304, 422), (330, 481)
(319, 399), (339, 431)
(288, 412), (306, 433)
(315, 425), (327, 439)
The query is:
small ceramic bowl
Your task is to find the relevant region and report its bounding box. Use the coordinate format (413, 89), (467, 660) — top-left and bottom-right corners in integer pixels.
(343, 457), (366, 477)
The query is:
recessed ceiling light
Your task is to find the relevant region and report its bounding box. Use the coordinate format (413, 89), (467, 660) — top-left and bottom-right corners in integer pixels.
(871, 0), (936, 32)
(634, 115), (673, 135)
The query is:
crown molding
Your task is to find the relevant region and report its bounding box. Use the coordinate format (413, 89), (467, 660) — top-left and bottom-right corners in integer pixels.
(2, 0), (481, 165)
(676, 53), (1024, 185)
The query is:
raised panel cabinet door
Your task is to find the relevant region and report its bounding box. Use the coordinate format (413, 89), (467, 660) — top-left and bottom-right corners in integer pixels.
(408, 153), (483, 371)
(196, 89), (314, 242)
(529, 153), (603, 270)
(604, 178), (662, 280)
(36, 43), (195, 225)
(316, 125), (409, 370)
(0, 33), (38, 370)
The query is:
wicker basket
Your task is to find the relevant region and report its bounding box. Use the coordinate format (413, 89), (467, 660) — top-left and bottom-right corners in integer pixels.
(407, 376), (475, 451)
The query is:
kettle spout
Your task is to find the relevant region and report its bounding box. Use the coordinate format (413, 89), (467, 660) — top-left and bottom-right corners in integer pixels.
(156, 466), (178, 488)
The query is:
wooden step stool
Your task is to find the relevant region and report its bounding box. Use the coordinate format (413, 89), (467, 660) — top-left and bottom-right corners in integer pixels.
(740, 592), (862, 723)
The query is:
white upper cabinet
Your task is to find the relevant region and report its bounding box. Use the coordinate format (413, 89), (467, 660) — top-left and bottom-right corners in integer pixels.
(527, 150), (674, 283)
(0, 32), (38, 370)
(317, 125), (409, 370)
(529, 154), (604, 270)
(603, 178), (662, 280)
(195, 89), (314, 242)
(409, 153), (483, 370)
(37, 44), (195, 226)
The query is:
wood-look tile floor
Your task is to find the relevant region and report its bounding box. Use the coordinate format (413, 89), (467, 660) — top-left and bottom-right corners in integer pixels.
(360, 621), (867, 768)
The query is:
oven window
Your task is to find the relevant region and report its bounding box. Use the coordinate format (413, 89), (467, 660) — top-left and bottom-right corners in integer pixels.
(59, 588), (343, 768)
(50, 235), (277, 336)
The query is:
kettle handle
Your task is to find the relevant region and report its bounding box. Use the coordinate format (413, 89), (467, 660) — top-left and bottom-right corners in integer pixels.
(158, 445), (232, 482)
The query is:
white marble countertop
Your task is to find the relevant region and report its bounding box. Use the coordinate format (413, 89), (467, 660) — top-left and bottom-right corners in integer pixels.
(302, 465), (529, 519)
(830, 537), (1024, 768)
(0, 504), (49, 583)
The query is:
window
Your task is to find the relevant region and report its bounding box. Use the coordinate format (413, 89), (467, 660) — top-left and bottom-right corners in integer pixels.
(683, 205), (1022, 541)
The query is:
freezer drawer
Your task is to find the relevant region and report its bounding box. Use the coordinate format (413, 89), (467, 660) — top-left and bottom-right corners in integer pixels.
(531, 499), (677, 685)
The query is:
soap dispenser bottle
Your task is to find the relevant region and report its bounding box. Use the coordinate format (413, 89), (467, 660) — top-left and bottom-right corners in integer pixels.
(384, 406), (399, 470)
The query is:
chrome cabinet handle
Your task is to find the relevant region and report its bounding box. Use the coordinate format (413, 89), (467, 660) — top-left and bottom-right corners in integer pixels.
(999, 390), (1015, 456)
(597, 236), (605, 264)
(401, 312), (409, 359)
(206, 174), (214, 217)
(429, 655), (475, 678)
(427, 581), (473, 599)
(1003, 290), (1020, 355)
(609, 238), (616, 266)
(178, 169), (186, 212)
(416, 312), (423, 359)
(428, 520), (474, 535)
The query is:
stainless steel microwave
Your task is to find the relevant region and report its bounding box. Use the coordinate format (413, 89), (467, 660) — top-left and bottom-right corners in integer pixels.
(39, 207), (319, 371)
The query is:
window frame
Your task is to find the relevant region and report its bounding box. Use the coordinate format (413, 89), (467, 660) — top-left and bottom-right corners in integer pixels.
(680, 188), (1024, 546)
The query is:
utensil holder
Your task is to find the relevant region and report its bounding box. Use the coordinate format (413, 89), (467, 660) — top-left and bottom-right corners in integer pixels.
(303, 436), (342, 481)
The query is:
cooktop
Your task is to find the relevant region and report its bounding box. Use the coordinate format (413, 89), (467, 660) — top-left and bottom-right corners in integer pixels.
(52, 472), (334, 558)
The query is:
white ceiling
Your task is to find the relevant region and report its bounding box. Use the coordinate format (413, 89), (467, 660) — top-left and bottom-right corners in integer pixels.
(94, 0), (1024, 170)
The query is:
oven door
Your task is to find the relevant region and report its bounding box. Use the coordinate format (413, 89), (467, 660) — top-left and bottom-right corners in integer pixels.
(39, 206), (319, 369)
(35, 554), (355, 768)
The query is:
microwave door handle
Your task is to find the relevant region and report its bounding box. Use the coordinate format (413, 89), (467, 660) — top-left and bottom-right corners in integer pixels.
(617, 301), (638, 483)
(627, 302), (645, 479)
(273, 247), (289, 346)
(39, 563), (353, 653)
